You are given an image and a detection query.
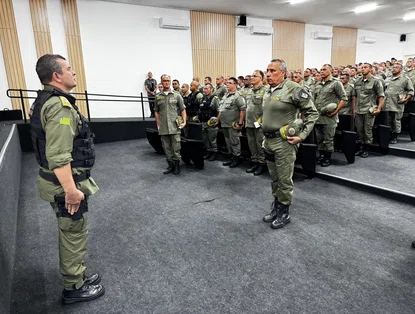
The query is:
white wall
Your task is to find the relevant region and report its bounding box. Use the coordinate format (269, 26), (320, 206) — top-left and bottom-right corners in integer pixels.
(47, 0), (68, 58)
(304, 24), (332, 69)
(77, 0), (193, 118)
(236, 17), (272, 76)
(402, 33), (415, 60)
(0, 43), (12, 110)
(356, 30), (402, 63)
(13, 0), (41, 96)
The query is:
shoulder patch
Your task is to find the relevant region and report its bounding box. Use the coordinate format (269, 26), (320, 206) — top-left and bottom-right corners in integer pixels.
(214, 96), (218, 99)
(59, 117), (71, 125)
(59, 96), (72, 108)
(238, 91), (243, 96)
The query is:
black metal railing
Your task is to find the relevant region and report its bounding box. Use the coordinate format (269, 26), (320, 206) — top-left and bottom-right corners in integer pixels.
(6, 89), (151, 123)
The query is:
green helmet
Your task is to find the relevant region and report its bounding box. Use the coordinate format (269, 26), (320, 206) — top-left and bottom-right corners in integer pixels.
(320, 103), (338, 115)
(279, 119), (304, 139)
(208, 117), (218, 127)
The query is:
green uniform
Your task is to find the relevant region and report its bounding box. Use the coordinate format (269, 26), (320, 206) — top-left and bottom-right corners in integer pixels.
(154, 91), (185, 161)
(219, 91), (246, 157)
(405, 68), (415, 88)
(38, 85), (98, 290)
(384, 74), (415, 133)
(262, 79), (318, 205)
(201, 95), (220, 153)
(304, 77), (313, 87)
(339, 83), (354, 115)
(245, 85), (267, 164)
(173, 87), (182, 96)
(214, 84), (227, 99)
(313, 76), (348, 152)
(353, 75), (385, 144)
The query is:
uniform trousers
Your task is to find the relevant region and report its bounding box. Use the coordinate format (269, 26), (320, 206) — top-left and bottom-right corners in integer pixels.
(386, 111), (403, 133)
(264, 136), (298, 205)
(355, 113), (376, 144)
(222, 127), (241, 157)
(161, 134), (181, 161)
(202, 123), (218, 153)
(50, 203), (88, 290)
(315, 123), (337, 152)
(246, 127), (265, 164)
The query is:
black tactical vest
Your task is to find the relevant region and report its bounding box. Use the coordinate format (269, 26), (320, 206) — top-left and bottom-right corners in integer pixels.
(198, 95), (218, 122)
(30, 89), (95, 170)
(187, 91), (202, 117)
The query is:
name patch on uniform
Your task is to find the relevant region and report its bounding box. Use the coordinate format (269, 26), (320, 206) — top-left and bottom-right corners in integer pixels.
(59, 117), (71, 125)
(157, 95), (165, 100)
(272, 97), (280, 101)
(59, 96), (72, 108)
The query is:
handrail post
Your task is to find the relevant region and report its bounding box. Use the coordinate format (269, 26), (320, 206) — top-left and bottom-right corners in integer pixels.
(85, 90), (91, 121)
(19, 89), (27, 123)
(140, 92), (145, 121)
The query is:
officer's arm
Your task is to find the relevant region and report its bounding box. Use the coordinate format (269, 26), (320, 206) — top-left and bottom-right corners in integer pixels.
(403, 79), (415, 102)
(144, 82), (150, 93)
(375, 80), (385, 112)
(295, 89), (319, 141)
(154, 99), (160, 128)
(43, 100), (84, 214)
(331, 82), (348, 115)
(178, 95), (187, 127)
(237, 97), (247, 125)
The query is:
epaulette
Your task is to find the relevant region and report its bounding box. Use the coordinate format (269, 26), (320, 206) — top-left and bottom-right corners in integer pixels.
(59, 96), (72, 108)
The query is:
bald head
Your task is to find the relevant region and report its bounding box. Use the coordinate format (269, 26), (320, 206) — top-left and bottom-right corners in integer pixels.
(190, 80), (199, 93)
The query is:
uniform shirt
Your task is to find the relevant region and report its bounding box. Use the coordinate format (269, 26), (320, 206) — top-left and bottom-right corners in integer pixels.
(304, 77), (314, 87)
(353, 76), (384, 114)
(342, 83), (354, 113)
(38, 85), (99, 202)
(313, 76), (348, 125)
(173, 87), (183, 96)
(199, 94), (220, 122)
(405, 68), (415, 87)
(154, 91), (185, 135)
(262, 79), (318, 140)
(144, 78), (157, 94)
(384, 74), (415, 112)
(219, 91), (246, 128)
(245, 85), (267, 128)
(214, 84), (227, 99)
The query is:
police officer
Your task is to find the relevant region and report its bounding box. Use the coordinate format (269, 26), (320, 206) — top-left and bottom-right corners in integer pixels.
(144, 71), (157, 117)
(187, 81), (204, 121)
(30, 54), (104, 304)
(405, 57), (415, 88)
(214, 75), (227, 99)
(217, 77), (246, 168)
(353, 63), (385, 158)
(198, 83), (220, 161)
(245, 70), (267, 176)
(181, 83), (191, 108)
(313, 64), (348, 167)
(384, 63), (414, 144)
(303, 68), (314, 87)
(262, 59), (318, 229)
(155, 74), (187, 174)
(172, 79), (182, 95)
(339, 73), (354, 115)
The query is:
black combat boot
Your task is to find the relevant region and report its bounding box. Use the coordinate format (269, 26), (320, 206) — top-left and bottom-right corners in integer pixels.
(316, 150), (325, 165)
(163, 161), (174, 174)
(321, 152), (332, 167)
(360, 144), (369, 158)
(208, 153), (217, 161)
(83, 273), (101, 286)
(270, 203), (291, 229)
(62, 283), (105, 305)
(355, 144), (364, 156)
(254, 163), (266, 176)
(246, 162), (259, 173)
(223, 155), (234, 166)
(229, 156), (241, 168)
(389, 133), (398, 144)
(173, 160), (180, 175)
(263, 198), (279, 223)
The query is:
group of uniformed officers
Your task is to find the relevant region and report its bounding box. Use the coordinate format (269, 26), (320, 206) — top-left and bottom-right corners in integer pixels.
(147, 56), (415, 231)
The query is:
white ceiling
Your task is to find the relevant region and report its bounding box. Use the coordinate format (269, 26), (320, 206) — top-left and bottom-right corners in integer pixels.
(99, 0), (415, 34)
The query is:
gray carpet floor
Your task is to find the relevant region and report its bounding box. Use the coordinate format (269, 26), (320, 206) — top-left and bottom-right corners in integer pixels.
(393, 133), (415, 151)
(319, 152), (415, 196)
(11, 139), (415, 314)
(0, 124), (12, 149)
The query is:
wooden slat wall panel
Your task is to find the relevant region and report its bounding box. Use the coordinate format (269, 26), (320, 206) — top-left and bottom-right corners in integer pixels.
(331, 27), (357, 66)
(272, 20), (305, 70)
(190, 11), (236, 82)
(61, 0), (87, 116)
(0, 0), (29, 115)
(29, 0), (53, 57)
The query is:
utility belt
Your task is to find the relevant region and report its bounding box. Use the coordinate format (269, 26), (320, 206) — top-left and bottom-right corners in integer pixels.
(263, 131), (281, 139)
(39, 169), (91, 185)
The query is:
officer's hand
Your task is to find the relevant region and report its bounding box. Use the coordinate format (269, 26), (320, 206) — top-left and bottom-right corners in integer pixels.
(261, 140), (265, 148)
(236, 125), (242, 131)
(328, 111), (337, 117)
(65, 189), (85, 215)
(398, 99), (407, 104)
(180, 122), (186, 129)
(287, 136), (303, 145)
(372, 109), (381, 116)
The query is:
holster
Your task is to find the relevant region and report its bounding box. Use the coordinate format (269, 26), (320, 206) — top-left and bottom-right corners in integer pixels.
(54, 194), (89, 221)
(263, 149), (275, 162)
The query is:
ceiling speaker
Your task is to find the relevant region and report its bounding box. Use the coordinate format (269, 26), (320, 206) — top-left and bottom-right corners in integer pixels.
(400, 34), (407, 42)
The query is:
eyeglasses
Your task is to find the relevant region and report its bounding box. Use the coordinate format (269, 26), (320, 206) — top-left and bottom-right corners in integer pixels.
(162, 80), (171, 82)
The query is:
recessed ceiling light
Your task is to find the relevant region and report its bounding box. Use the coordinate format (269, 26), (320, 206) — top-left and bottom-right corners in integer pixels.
(403, 12), (415, 21)
(289, 0), (310, 4)
(354, 2), (378, 14)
